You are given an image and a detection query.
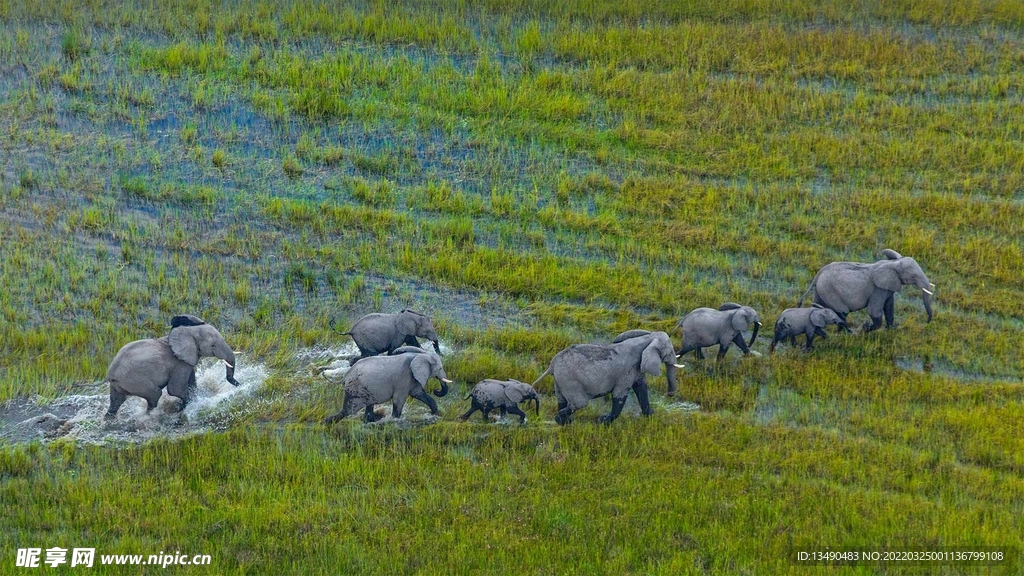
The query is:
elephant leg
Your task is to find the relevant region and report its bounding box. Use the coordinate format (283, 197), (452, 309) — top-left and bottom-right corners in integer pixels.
(139, 387), (161, 412)
(864, 291), (888, 332)
(716, 343), (731, 360)
(731, 333), (751, 355)
(499, 406), (507, 417)
(790, 335), (797, 346)
(364, 405), (383, 423)
(409, 388), (440, 415)
(836, 312), (851, 333)
(392, 395), (408, 419)
(506, 405), (528, 423)
(557, 397), (568, 412)
(599, 395), (628, 424)
(633, 379), (652, 416)
(350, 346), (374, 365)
(694, 347), (705, 360)
(325, 394), (358, 424)
(679, 344), (699, 360)
(460, 401), (480, 421)
(769, 336), (780, 354)
(554, 405), (575, 425)
(166, 367), (196, 411)
(883, 294), (895, 328)
(804, 329), (815, 351)
(105, 386), (128, 419)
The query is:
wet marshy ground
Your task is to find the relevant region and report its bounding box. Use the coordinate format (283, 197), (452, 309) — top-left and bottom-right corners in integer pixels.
(0, 357), (268, 445)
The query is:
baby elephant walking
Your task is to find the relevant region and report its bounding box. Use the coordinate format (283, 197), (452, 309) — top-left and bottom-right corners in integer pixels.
(460, 379), (540, 423)
(769, 305), (846, 353)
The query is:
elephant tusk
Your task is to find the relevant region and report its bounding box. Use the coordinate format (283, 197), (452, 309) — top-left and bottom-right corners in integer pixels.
(222, 359), (233, 368)
(922, 289), (933, 295)
(673, 363), (685, 369)
(676, 354), (683, 359)
(929, 283), (936, 289)
(440, 378), (453, 383)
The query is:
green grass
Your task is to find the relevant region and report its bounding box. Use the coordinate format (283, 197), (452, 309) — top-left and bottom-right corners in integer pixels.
(1, 0), (1023, 573)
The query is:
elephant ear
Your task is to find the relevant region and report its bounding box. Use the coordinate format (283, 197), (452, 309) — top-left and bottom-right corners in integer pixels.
(503, 382), (528, 404)
(168, 327), (200, 365)
(410, 354), (432, 388)
(731, 310), (751, 331)
(880, 249), (902, 260)
(640, 341), (663, 376)
(718, 302), (742, 311)
(171, 314), (205, 328)
(810, 309), (828, 328)
(870, 265), (902, 292)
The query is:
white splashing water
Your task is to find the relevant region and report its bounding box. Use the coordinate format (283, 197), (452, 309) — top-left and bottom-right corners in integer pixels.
(1, 357), (268, 445)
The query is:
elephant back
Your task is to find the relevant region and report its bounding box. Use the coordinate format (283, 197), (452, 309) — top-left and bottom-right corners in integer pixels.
(106, 338), (177, 382)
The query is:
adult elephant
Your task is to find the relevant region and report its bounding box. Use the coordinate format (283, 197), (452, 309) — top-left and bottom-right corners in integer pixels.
(676, 303), (761, 360)
(532, 331), (683, 425)
(799, 249), (934, 332)
(323, 347), (451, 424)
(104, 315), (239, 419)
(332, 309), (441, 364)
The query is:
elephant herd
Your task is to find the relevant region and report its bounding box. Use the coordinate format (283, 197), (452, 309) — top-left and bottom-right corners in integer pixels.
(101, 250), (934, 425)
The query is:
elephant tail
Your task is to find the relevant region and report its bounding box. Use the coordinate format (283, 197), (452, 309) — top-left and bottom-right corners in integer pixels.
(531, 366), (552, 388)
(797, 274), (817, 307)
(328, 317), (351, 336)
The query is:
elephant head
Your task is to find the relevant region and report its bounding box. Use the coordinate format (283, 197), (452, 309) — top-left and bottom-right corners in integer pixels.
(504, 380), (540, 415)
(640, 331), (684, 397)
(718, 303), (761, 347)
(168, 315), (239, 386)
(405, 348), (451, 397)
(810, 305), (845, 329)
(874, 249), (934, 322)
(399, 309), (441, 354)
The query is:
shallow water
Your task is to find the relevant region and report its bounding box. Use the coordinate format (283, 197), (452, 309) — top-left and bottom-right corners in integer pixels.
(895, 356), (1022, 385)
(0, 357), (268, 445)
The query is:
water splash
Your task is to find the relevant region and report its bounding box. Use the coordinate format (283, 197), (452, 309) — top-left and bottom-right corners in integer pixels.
(0, 357), (268, 445)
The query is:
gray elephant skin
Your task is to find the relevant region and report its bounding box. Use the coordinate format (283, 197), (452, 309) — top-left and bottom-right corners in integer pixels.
(324, 347), (452, 423)
(333, 309), (441, 364)
(769, 305), (845, 353)
(104, 315), (239, 418)
(533, 330), (683, 425)
(676, 303), (761, 360)
(461, 379), (540, 423)
(800, 249), (934, 331)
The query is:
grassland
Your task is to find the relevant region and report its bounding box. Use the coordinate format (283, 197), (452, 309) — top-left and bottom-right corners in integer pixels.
(1, 0), (1023, 573)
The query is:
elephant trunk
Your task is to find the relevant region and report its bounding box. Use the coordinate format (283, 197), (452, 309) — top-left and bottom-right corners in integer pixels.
(533, 395), (540, 416)
(434, 378), (450, 398)
(922, 291), (933, 323)
(748, 322), (761, 348)
(664, 362), (678, 397)
(432, 340), (442, 355)
(218, 348), (240, 386)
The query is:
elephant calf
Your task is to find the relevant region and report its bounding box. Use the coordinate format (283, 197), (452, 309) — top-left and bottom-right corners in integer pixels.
(676, 303), (761, 360)
(460, 379), (540, 423)
(769, 305), (846, 353)
(332, 309), (442, 365)
(324, 347), (452, 424)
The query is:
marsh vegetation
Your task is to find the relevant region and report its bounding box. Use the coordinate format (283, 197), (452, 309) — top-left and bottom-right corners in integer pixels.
(1, 0), (1022, 572)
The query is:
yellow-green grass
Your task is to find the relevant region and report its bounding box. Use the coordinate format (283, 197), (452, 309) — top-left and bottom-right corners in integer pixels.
(1, 0), (1023, 572)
